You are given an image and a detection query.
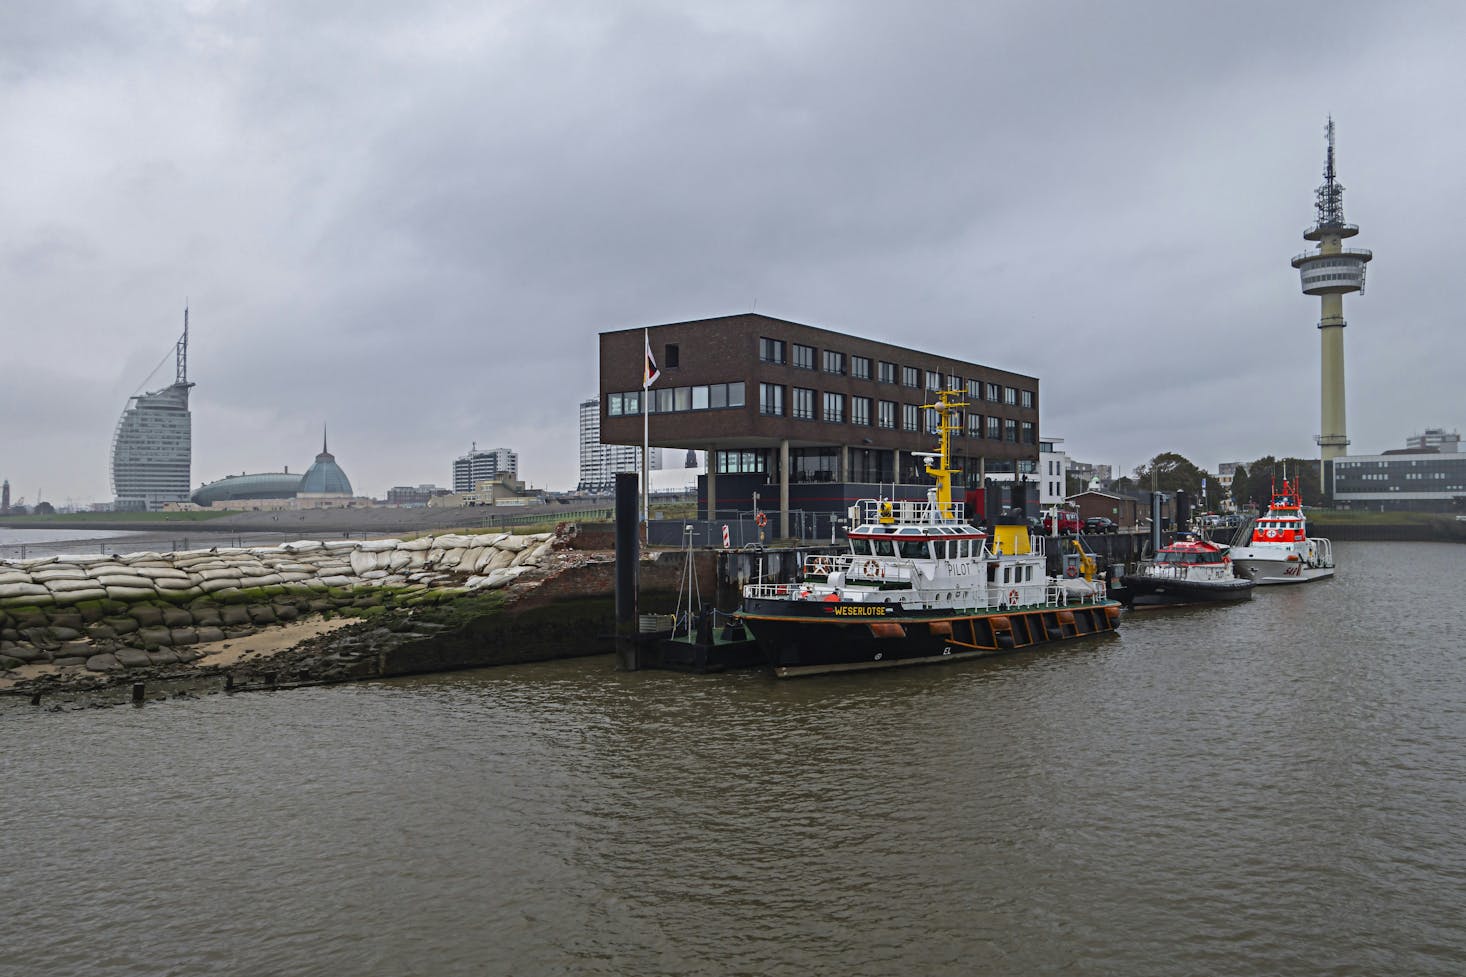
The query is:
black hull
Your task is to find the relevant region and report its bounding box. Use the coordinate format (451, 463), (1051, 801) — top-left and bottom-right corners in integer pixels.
(1122, 574), (1253, 607)
(738, 598), (1122, 677)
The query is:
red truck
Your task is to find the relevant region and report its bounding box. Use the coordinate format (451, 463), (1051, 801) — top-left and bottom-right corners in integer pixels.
(1042, 510), (1083, 535)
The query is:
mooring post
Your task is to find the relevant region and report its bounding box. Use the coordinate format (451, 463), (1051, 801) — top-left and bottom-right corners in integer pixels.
(1150, 492), (1164, 557)
(614, 471), (641, 670)
(132, 683), (145, 704)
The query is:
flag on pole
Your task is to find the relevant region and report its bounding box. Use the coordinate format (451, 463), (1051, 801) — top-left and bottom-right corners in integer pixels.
(643, 334), (660, 389)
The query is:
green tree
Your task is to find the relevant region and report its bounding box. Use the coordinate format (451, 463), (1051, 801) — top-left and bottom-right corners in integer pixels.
(34, 501), (55, 515)
(1245, 456), (1323, 507)
(1133, 452), (1207, 498)
(1230, 465), (1250, 510)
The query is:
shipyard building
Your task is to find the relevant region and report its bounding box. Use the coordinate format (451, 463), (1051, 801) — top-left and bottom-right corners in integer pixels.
(598, 313), (1039, 536)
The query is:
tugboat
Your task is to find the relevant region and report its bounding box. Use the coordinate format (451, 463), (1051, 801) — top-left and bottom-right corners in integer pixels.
(737, 389), (1121, 677)
(1230, 478), (1335, 585)
(1123, 531), (1254, 607)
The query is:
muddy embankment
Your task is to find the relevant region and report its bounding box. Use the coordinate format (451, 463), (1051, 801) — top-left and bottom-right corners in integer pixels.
(0, 525), (712, 706)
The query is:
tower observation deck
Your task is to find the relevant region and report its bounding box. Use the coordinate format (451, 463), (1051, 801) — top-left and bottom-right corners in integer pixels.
(1291, 118), (1371, 484)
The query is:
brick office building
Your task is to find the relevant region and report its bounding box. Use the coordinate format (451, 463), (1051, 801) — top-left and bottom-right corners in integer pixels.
(599, 314), (1040, 536)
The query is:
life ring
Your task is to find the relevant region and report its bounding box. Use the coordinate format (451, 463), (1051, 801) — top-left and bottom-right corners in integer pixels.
(1007, 588), (1020, 606)
(754, 512), (768, 527)
(863, 559), (885, 578)
(1064, 565), (1079, 578)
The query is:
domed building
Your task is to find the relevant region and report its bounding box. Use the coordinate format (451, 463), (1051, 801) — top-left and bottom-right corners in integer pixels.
(192, 472), (304, 506)
(189, 427), (356, 508)
(298, 429), (353, 499)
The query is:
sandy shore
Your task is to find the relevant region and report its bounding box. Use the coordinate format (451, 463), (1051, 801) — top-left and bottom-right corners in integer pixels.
(0, 616), (358, 691)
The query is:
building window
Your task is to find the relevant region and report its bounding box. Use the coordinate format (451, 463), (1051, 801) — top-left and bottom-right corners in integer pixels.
(852, 396), (871, 426)
(851, 355), (871, 380)
(947, 374), (962, 392)
(878, 400), (896, 429)
(792, 343), (815, 370)
(792, 387), (816, 420)
(924, 370), (941, 391)
(1022, 421), (1035, 444)
(608, 391), (641, 416)
(823, 350), (845, 375)
(759, 337), (785, 364)
(966, 379), (982, 400)
(707, 381), (745, 409)
(664, 344), (679, 369)
(902, 404), (919, 432)
(987, 383), (1000, 402)
(823, 392), (844, 423)
(923, 407), (939, 433)
(1004, 386), (1017, 406)
(1005, 418), (1017, 442)
(967, 413), (983, 438)
(760, 383), (784, 416)
(902, 366), (919, 387)
(987, 415), (1000, 439)
(716, 450), (766, 474)
(879, 361), (897, 384)
(1021, 389), (1034, 409)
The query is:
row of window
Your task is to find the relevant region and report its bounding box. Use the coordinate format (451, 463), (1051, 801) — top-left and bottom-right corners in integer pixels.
(607, 383), (746, 416)
(761, 384), (1033, 441)
(757, 337), (1033, 408)
(1348, 472), (1459, 481)
(715, 448), (1038, 478)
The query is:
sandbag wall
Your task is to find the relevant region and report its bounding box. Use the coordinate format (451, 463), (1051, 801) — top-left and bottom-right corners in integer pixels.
(0, 532), (556, 672)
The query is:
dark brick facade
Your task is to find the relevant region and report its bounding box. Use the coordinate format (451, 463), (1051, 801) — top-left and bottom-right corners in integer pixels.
(598, 313), (1039, 483)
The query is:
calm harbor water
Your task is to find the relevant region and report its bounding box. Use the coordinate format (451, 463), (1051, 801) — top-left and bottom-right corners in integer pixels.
(5, 540), (1465, 976)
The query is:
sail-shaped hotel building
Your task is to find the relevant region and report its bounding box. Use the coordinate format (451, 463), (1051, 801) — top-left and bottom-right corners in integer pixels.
(111, 312), (195, 511)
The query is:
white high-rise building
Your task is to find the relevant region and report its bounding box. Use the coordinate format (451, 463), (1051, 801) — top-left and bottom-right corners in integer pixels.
(1038, 436), (1070, 507)
(453, 445), (518, 493)
(578, 398), (662, 493)
(112, 313), (194, 511)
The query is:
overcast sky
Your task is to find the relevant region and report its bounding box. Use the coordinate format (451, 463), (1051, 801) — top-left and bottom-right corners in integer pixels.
(3, 0), (1462, 505)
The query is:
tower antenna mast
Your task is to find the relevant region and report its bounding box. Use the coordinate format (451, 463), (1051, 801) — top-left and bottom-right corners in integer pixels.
(176, 304), (189, 385)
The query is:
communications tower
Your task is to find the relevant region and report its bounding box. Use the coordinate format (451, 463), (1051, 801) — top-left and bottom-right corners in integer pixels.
(1291, 119), (1372, 491)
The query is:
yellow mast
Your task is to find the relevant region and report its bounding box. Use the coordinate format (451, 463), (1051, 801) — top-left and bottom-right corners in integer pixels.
(921, 388), (966, 517)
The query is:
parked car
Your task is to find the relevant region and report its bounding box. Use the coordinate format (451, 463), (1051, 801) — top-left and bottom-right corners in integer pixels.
(1082, 516), (1118, 534)
(1043, 510), (1083, 535)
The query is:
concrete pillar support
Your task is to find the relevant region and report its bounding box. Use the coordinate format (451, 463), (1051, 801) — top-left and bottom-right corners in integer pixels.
(779, 439), (790, 538)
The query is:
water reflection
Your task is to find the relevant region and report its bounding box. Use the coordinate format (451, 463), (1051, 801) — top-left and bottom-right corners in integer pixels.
(4, 542), (1466, 976)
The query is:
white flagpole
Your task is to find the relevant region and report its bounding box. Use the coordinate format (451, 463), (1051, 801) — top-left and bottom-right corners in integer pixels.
(642, 328), (650, 527)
